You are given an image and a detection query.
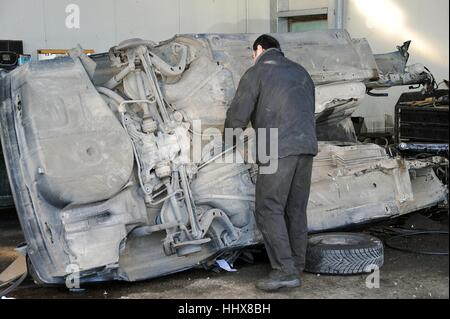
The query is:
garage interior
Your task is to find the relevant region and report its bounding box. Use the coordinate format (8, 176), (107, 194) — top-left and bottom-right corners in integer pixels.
(0, 0), (448, 300)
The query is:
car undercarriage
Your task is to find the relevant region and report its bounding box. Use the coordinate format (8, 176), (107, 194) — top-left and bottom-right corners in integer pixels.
(0, 30), (447, 285)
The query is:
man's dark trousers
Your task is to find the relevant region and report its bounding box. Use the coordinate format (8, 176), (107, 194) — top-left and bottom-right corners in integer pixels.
(255, 155), (313, 276)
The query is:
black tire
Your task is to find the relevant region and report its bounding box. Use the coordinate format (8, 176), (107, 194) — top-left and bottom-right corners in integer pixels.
(305, 232), (384, 275)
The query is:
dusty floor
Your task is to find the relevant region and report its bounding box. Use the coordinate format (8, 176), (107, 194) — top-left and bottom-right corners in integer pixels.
(0, 208), (448, 299)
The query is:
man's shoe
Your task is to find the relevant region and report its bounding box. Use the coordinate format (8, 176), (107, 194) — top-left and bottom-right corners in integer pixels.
(255, 271), (301, 292)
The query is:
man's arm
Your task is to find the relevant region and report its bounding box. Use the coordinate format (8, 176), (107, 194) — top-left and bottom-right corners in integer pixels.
(224, 68), (259, 130)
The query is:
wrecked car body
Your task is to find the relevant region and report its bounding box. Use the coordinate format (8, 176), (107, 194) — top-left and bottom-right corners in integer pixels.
(0, 30), (447, 284)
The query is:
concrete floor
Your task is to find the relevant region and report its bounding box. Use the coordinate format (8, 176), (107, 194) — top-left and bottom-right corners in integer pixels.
(0, 208), (448, 299)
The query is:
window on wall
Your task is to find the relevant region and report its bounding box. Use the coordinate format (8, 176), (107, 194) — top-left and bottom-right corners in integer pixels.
(287, 14), (328, 32)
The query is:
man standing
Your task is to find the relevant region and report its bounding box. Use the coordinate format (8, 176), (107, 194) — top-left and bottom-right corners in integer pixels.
(224, 35), (318, 291)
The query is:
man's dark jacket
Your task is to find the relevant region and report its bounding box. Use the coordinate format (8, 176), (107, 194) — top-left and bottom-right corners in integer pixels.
(224, 48), (318, 159)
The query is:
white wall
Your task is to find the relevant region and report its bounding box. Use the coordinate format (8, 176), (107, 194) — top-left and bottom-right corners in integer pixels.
(0, 0), (271, 57)
(344, 0), (449, 130)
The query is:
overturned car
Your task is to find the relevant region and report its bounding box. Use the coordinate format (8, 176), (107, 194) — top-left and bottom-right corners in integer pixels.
(0, 30), (447, 284)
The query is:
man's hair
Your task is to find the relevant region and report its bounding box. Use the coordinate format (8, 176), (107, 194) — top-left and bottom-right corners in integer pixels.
(253, 34), (281, 51)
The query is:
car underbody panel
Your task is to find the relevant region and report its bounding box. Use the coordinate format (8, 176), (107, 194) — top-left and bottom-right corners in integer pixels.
(0, 30), (447, 284)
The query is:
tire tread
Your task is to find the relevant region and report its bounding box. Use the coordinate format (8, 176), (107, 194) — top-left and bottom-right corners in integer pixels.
(305, 234), (384, 275)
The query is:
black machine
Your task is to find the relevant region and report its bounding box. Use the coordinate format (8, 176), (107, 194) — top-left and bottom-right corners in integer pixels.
(395, 89), (449, 157)
(0, 51), (18, 70)
(0, 40), (23, 71)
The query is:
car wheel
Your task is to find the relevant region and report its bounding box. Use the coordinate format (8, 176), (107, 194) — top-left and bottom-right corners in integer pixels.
(305, 232), (384, 275)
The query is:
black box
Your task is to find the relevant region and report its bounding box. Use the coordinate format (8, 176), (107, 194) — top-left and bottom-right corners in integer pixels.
(395, 90), (449, 144)
(0, 40), (23, 55)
